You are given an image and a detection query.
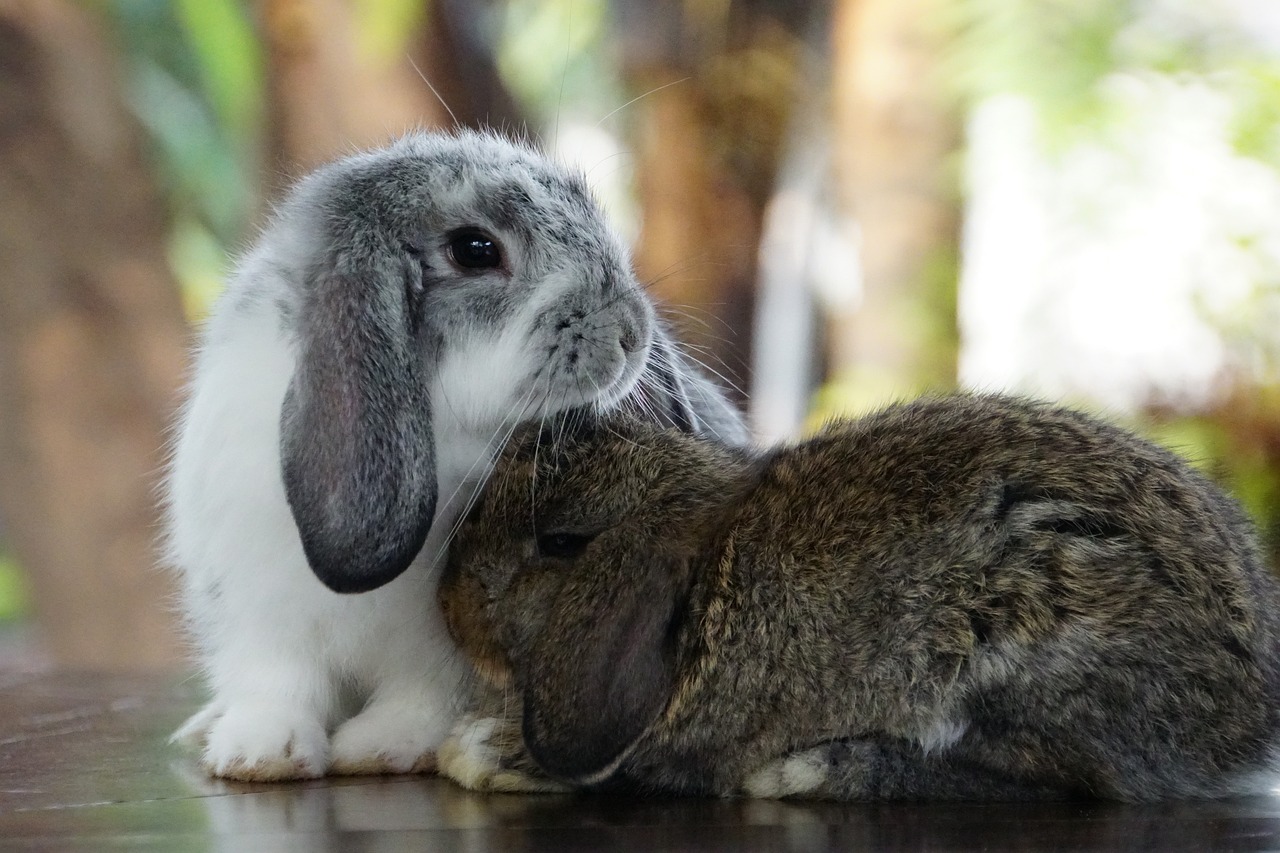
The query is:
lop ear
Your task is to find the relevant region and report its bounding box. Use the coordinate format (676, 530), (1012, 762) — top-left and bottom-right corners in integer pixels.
(280, 254), (436, 594)
(644, 326), (747, 444)
(520, 546), (688, 784)
(647, 329), (698, 434)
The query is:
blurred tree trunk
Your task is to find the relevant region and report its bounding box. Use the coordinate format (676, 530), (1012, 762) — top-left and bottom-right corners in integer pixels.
(0, 0), (188, 668)
(614, 1), (809, 409)
(626, 74), (761, 406)
(827, 0), (961, 404)
(411, 0), (524, 133)
(257, 0), (520, 201)
(257, 0), (445, 197)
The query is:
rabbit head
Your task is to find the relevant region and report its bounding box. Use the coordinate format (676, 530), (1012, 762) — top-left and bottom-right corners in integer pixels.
(260, 131), (700, 594)
(439, 413), (753, 782)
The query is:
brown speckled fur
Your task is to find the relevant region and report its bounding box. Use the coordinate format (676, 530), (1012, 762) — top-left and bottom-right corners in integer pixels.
(439, 395), (1280, 801)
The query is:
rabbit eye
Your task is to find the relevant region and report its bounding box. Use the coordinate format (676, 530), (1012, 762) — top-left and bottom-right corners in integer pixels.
(447, 229), (502, 270)
(536, 531), (596, 560)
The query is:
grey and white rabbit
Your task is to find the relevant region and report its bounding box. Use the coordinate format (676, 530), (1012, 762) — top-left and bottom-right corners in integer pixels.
(165, 130), (745, 781)
(438, 394), (1280, 801)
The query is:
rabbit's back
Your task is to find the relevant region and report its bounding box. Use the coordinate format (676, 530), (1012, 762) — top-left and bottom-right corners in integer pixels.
(694, 395), (1280, 799)
(758, 396), (1273, 633)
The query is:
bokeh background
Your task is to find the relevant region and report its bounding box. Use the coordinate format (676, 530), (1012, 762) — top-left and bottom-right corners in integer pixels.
(2, 0), (1278, 670)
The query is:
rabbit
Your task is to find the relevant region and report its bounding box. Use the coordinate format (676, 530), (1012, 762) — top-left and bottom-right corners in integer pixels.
(436, 394), (1280, 801)
(165, 129), (746, 782)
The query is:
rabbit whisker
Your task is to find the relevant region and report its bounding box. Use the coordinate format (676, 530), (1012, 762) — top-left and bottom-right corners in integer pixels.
(407, 56), (460, 130)
(552, 0), (572, 150)
(620, 371), (662, 425)
(649, 332), (746, 400)
(582, 149), (634, 183)
(428, 382), (544, 567)
(659, 304), (733, 338)
(639, 258), (711, 294)
(595, 77), (692, 129)
(576, 287), (651, 324)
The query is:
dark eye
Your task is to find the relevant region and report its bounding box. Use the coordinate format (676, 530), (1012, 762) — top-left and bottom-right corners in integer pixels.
(448, 229), (502, 270)
(536, 531), (596, 560)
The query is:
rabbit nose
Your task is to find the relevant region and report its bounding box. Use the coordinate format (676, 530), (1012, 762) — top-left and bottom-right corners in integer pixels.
(620, 323), (640, 353)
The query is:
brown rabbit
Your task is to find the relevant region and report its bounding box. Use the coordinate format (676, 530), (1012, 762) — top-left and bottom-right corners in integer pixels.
(437, 394), (1280, 801)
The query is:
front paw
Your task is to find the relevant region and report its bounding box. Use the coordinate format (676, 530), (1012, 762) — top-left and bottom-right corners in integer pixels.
(329, 703), (445, 776)
(439, 716), (569, 793)
(183, 701), (329, 781)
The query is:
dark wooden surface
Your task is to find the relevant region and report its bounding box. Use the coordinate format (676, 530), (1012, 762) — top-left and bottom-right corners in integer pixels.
(4, 669), (1280, 851)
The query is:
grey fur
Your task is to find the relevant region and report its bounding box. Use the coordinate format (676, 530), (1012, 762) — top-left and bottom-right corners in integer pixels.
(273, 130), (745, 593)
(440, 394), (1280, 801)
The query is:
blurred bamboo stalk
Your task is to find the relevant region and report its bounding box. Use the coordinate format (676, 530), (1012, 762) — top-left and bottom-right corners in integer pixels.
(827, 0), (961, 406)
(616, 0), (810, 408)
(627, 72), (761, 405)
(257, 0), (523, 201)
(0, 0), (188, 668)
(258, 0), (442, 197)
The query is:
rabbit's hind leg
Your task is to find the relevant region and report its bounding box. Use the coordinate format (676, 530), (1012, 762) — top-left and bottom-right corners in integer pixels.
(742, 738), (1068, 802)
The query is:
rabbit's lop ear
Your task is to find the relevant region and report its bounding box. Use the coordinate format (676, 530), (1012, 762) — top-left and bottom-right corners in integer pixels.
(641, 327), (703, 434)
(280, 251), (436, 594)
(642, 326), (746, 444)
(521, 546), (687, 784)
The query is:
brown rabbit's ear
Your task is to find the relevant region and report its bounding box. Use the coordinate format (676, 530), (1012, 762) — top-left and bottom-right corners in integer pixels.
(520, 546), (688, 784)
(280, 254), (437, 594)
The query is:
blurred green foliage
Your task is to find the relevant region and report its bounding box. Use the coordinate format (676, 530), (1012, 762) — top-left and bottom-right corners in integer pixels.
(941, 0), (1280, 566)
(1145, 391), (1280, 567)
(103, 0), (262, 320)
(1230, 61), (1280, 168)
(947, 0), (1280, 161)
(353, 0), (425, 61)
(945, 0), (1131, 140)
(110, 0), (260, 244)
(0, 549), (30, 623)
(496, 0), (623, 131)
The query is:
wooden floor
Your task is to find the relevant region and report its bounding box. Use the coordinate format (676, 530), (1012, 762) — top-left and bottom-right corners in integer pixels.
(4, 670), (1280, 851)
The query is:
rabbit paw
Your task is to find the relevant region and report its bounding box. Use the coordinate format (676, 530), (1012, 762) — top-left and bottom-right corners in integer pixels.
(439, 716), (569, 793)
(328, 703), (443, 776)
(742, 748), (832, 799)
(743, 741), (885, 800)
(182, 701), (329, 781)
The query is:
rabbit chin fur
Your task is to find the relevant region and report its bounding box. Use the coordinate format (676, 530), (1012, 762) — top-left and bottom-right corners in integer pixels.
(165, 131), (743, 781)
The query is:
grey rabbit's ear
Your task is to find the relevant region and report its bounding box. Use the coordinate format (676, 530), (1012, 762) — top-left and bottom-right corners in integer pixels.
(280, 252), (436, 594)
(639, 325), (748, 444)
(520, 545), (688, 784)
(646, 329), (699, 434)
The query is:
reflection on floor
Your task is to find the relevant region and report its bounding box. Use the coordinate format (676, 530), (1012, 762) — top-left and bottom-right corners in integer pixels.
(3, 669), (1280, 851)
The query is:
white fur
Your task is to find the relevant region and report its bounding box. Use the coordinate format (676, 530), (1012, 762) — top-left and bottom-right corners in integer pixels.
(168, 279), (600, 779)
(169, 281), (476, 778)
(915, 715), (969, 755)
(437, 716), (502, 789)
(166, 134), (666, 781)
(742, 750), (831, 799)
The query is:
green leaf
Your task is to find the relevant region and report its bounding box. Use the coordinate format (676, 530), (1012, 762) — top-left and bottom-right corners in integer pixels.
(0, 551), (30, 622)
(174, 0), (263, 141)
